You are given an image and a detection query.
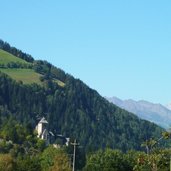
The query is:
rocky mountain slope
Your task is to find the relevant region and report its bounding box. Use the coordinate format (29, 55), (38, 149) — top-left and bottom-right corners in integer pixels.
(107, 97), (171, 129)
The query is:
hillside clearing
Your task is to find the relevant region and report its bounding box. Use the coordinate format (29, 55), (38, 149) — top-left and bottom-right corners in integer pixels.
(0, 68), (42, 85)
(0, 49), (29, 65)
(0, 68), (65, 87)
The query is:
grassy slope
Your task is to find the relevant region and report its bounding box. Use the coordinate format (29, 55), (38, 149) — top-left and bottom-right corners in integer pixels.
(0, 49), (42, 85)
(0, 49), (29, 65)
(0, 68), (42, 85)
(0, 49), (65, 86)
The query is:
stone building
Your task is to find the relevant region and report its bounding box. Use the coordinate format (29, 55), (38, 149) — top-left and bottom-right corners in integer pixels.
(36, 117), (70, 147)
(36, 117), (51, 145)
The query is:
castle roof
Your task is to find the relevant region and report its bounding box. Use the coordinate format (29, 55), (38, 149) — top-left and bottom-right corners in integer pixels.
(39, 117), (48, 124)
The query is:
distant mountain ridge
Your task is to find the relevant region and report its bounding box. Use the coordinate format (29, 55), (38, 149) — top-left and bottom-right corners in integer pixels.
(106, 97), (171, 129)
(166, 102), (171, 111)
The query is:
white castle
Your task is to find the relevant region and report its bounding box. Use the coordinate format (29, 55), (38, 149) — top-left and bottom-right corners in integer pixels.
(36, 117), (52, 145)
(36, 117), (70, 146)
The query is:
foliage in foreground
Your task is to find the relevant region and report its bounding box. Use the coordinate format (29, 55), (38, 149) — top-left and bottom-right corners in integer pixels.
(83, 132), (171, 171)
(83, 148), (171, 171)
(0, 118), (170, 171)
(0, 118), (72, 171)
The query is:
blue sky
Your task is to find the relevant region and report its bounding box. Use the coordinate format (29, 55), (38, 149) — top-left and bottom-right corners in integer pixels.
(1, 0), (171, 104)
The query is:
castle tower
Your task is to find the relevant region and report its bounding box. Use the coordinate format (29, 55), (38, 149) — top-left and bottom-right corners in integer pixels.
(36, 117), (49, 144)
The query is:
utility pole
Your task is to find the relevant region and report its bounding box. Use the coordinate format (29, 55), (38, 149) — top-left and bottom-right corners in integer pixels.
(170, 156), (171, 171)
(71, 139), (79, 171)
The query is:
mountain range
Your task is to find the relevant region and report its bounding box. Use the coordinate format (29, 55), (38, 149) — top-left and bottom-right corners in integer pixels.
(106, 97), (171, 129)
(0, 39), (164, 152)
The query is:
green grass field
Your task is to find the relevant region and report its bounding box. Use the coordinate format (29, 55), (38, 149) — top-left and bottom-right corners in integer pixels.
(0, 68), (43, 85)
(0, 49), (29, 65)
(0, 49), (65, 87)
(0, 68), (65, 87)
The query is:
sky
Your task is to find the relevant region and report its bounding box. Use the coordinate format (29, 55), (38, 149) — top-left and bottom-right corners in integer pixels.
(1, 0), (171, 105)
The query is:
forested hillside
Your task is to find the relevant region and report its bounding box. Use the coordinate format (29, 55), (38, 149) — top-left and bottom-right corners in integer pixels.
(0, 39), (164, 152)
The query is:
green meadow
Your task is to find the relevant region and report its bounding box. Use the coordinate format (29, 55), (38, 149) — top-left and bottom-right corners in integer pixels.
(0, 68), (42, 85)
(0, 49), (65, 87)
(0, 49), (29, 65)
